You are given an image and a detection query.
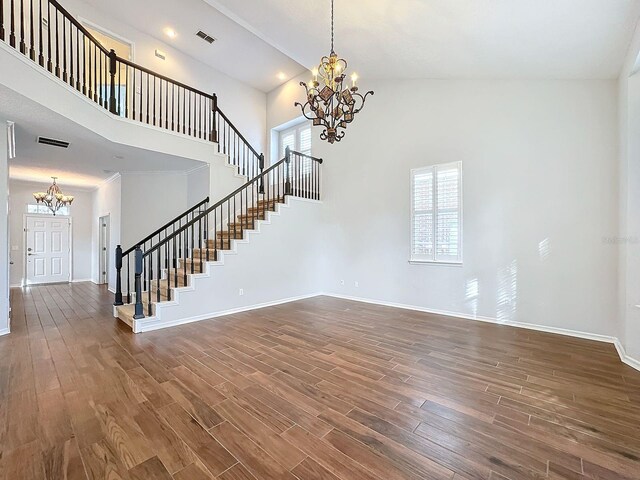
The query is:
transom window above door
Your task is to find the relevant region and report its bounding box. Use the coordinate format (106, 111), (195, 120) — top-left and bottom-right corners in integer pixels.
(27, 204), (70, 216)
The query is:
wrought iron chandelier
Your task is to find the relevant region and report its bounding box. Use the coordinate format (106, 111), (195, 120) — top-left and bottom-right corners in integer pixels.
(33, 177), (75, 215)
(295, 0), (373, 144)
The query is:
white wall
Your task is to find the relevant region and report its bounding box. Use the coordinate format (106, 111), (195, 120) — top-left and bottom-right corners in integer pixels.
(119, 172), (190, 249)
(0, 121), (9, 335)
(92, 174), (121, 291)
(618, 22), (640, 363)
(8, 180), (93, 286)
(187, 165), (210, 207)
(269, 78), (619, 337)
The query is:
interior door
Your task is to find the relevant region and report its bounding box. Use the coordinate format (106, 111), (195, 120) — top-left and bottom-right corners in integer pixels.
(25, 216), (71, 285)
(99, 215), (109, 285)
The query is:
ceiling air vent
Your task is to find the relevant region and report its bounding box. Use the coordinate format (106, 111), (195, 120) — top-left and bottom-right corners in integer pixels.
(196, 30), (216, 44)
(37, 136), (70, 148)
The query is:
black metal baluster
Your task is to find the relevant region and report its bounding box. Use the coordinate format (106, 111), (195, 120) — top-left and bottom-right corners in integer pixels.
(172, 237), (177, 299)
(9, 0), (16, 47)
(189, 222), (194, 274)
(46, 1), (52, 71)
(165, 241), (170, 301)
(204, 212), (209, 262)
(81, 32), (86, 94)
(17, 0), (25, 55)
(183, 228), (188, 285)
(28, 0), (34, 59)
(198, 218), (203, 273)
(68, 23), (74, 86)
(188, 90), (192, 136)
(93, 45), (98, 101)
(182, 88), (186, 134)
(146, 72), (149, 124)
(87, 38), (92, 98)
(76, 27), (80, 90)
(53, 7), (60, 74)
(153, 75), (156, 126)
(37, 0), (43, 65)
(165, 80), (169, 130)
(117, 59), (121, 114)
(61, 15), (66, 80)
(125, 64), (129, 118)
(1, 0), (6, 42)
(156, 248), (161, 304)
(171, 84), (175, 131)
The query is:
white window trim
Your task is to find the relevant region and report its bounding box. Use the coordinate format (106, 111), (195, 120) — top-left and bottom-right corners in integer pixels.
(410, 161), (463, 265)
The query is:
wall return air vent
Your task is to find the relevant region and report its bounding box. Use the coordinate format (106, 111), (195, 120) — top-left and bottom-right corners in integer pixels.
(37, 136), (70, 148)
(196, 30), (216, 44)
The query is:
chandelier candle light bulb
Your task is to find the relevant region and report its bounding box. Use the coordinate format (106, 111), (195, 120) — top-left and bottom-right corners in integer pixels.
(295, 0), (373, 144)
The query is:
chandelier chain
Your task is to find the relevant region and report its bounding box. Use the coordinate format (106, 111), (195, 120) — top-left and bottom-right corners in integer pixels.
(331, 0), (334, 53)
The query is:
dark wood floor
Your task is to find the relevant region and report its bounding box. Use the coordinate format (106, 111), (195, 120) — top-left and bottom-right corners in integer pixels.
(1, 284), (639, 480)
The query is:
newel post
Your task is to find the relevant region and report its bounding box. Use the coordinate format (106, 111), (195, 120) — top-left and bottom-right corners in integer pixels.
(285, 146), (292, 195)
(133, 246), (145, 319)
(259, 153), (265, 194)
(114, 245), (123, 306)
(210, 93), (218, 143)
(108, 49), (118, 114)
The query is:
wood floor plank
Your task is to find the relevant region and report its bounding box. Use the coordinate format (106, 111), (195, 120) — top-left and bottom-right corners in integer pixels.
(209, 421), (299, 480)
(2, 285), (640, 480)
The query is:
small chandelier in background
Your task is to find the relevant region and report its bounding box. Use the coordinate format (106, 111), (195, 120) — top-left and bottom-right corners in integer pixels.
(295, 0), (373, 144)
(33, 177), (75, 215)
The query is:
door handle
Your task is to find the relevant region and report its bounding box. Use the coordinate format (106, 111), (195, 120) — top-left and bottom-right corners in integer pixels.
(28, 253), (36, 256)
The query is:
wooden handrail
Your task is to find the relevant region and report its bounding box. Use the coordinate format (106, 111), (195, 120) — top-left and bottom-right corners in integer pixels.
(116, 56), (214, 99)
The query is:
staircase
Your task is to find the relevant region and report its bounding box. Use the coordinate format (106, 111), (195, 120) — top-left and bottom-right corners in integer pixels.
(0, 0), (324, 332)
(114, 148), (322, 332)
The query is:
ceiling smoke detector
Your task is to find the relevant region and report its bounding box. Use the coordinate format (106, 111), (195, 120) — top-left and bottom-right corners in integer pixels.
(37, 136), (70, 148)
(196, 30), (216, 45)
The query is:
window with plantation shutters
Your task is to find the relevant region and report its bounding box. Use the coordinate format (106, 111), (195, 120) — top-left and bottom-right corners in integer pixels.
(279, 122), (313, 174)
(411, 162), (462, 263)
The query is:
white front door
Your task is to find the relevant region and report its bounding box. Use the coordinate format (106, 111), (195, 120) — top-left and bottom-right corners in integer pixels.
(25, 216), (71, 285)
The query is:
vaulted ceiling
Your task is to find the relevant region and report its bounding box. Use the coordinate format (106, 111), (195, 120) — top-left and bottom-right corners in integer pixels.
(206, 0), (640, 81)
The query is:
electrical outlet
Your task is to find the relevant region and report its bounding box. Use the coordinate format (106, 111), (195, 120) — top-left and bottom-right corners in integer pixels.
(239, 288), (244, 296)
(354, 281), (359, 288)
(340, 279), (345, 286)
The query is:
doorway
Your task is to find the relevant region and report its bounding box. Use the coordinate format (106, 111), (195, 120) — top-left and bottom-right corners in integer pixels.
(24, 215), (71, 285)
(98, 215), (110, 285)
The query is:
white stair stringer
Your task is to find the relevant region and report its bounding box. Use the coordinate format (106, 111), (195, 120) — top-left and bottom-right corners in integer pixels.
(124, 196), (324, 333)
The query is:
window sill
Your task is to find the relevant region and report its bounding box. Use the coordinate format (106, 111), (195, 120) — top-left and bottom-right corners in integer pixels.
(409, 260), (463, 266)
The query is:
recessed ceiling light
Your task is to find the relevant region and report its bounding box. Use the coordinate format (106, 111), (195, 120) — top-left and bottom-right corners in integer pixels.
(277, 72), (287, 81)
(164, 28), (177, 39)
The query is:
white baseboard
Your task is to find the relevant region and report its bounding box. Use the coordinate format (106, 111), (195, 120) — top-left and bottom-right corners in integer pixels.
(0, 327), (10, 336)
(322, 292), (640, 373)
(134, 292), (323, 333)
(71, 279), (93, 283)
(614, 339), (640, 371)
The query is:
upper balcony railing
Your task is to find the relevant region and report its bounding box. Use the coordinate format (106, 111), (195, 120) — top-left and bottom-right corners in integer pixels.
(0, 0), (264, 178)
